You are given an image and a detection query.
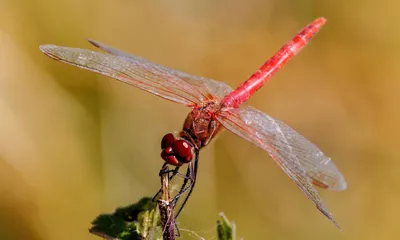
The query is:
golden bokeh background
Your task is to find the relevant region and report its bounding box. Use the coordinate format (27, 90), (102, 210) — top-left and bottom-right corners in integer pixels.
(1, 0), (398, 239)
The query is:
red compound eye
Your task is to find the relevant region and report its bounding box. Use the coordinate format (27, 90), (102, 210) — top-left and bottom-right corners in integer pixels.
(161, 133), (175, 149)
(164, 146), (173, 155)
(172, 140), (193, 163)
(161, 150), (180, 166)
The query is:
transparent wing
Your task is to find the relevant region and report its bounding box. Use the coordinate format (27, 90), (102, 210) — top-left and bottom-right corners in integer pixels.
(40, 40), (232, 106)
(216, 106), (346, 228)
(87, 39), (233, 101)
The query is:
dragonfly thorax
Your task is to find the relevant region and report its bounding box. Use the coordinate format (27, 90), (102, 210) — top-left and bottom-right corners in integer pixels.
(160, 102), (221, 166)
(182, 102), (222, 148)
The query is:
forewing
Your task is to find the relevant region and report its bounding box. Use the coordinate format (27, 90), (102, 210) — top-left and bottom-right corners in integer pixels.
(40, 41), (232, 106)
(87, 39), (233, 100)
(216, 106), (346, 228)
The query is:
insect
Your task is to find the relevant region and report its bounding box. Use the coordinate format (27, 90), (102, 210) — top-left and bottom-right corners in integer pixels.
(40, 17), (346, 228)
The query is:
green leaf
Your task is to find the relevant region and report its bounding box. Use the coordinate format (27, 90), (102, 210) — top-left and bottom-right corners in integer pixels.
(89, 197), (161, 240)
(216, 213), (236, 240)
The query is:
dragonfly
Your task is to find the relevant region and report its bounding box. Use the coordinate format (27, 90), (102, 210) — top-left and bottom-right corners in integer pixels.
(40, 17), (347, 229)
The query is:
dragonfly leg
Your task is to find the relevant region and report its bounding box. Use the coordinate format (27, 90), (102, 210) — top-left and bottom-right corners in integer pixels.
(152, 164), (181, 202)
(153, 163), (191, 202)
(158, 163), (178, 178)
(172, 163), (193, 202)
(173, 149), (199, 220)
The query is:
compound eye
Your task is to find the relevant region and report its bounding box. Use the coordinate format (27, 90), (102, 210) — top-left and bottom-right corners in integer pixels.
(161, 133), (175, 149)
(161, 150), (180, 166)
(164, 146), (173, 155)
(172, 140), (193, 163)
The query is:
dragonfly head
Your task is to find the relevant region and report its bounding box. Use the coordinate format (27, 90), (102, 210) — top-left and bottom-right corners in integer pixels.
(160, 133), (194, 166)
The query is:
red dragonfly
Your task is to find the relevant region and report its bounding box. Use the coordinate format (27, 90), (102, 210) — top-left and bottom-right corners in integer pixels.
(40, 17), (346, 228)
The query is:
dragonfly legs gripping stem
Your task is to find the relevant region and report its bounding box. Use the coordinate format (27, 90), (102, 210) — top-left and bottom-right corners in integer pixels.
(152, 149), (199, 237)
(173, 149), (199, 220)
(153, 150), (199, 216)
(152, 163), (181, 202)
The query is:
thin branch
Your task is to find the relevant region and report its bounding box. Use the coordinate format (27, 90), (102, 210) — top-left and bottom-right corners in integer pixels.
(158, 165), (176, 240)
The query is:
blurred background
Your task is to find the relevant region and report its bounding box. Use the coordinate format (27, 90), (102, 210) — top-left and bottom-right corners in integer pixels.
(0, 0), (398, 239)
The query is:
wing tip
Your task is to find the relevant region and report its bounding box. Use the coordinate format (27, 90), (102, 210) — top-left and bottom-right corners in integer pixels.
(39, 44), (54, 53)
(39, 45), (61, 60)
(337, 180), (347, 191)
(334, 220), (342, 231)
(332, 176), (347, 191)
(87, 38), (100, 48)
(316, 205), (342, 230)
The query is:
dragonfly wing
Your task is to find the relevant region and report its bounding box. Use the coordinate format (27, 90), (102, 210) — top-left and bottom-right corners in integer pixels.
(40, 41), (232, 106)
(216, 106), (346, 228)
(88, 39), (233, 100)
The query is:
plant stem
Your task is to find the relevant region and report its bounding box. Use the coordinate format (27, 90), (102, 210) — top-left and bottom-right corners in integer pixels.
(158, 165), (176, 240)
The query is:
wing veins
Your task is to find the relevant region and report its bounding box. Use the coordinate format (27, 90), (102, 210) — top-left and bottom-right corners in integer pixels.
(216, 108), (343, 228)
